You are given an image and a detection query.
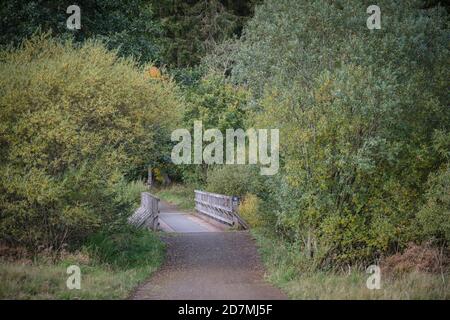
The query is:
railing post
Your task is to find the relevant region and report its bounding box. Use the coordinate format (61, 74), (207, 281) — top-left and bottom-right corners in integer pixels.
(231, 196), (240, 227)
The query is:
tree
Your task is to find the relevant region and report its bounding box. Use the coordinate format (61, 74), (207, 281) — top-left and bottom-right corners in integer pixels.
(0, 0), (162, 64)
(151, 0), (259, 67)
(0, 35), (181, 250)
(210, 0), (450, 264)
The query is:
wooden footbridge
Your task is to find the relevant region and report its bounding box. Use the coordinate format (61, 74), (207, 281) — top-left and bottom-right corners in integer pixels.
(129, 189), (287, 300)
(128, 190), (248, 232)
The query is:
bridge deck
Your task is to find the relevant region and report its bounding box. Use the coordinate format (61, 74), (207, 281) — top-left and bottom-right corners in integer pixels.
(158, 201), (223, 233)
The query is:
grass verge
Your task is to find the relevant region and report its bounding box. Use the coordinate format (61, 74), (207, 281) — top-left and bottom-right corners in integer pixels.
(252, 229), (449, 299)
(0, 228), (164, 299)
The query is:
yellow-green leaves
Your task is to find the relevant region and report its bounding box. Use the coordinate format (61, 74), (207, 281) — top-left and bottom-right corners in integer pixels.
(0, 35), (182, 250)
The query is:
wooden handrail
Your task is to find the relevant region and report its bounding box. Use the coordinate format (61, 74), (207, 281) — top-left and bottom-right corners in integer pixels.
(128, 192), (160, 230)
(194, 190), (248, 229)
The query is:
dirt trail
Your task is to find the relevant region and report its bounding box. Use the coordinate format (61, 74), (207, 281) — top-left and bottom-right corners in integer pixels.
(131, 201), (287, 300)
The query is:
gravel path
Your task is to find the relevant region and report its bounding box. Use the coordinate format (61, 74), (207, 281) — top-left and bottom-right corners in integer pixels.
(131, 201), (287, 300)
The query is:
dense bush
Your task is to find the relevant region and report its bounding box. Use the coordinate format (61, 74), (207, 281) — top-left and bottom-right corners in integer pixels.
(0, 0), (162, 64)
(175, 75), (250, 184)
(0, 35), (181, 250)
(151, 0), (258, 67)
(238, 193), (262, 228)
(208, 0), (450, 265)
(206, 165), (263, 197)
(418, 163), (450, 244)
(183, 75), (248, 132)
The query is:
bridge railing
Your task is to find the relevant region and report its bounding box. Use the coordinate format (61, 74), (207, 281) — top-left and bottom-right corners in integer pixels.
(194, 190), (248, 229)
(128, 192), (159, 230)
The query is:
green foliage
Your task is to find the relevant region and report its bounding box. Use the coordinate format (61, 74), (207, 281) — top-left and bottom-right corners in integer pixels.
(417, 130), (450, 244)
(418, 164), (450, 244)
(2, 0), (449, 286)
(175, 74), (250, 183)
(206, 165), (262, 197)
(204, 165), (278, 228)
(183, 74), (248, 132)
(86, 227), (165, 269)
(0, 35), (181, 250)
(210, 0), (450, 265)
(238, 193), (263, 228)
(0, 0), (162, 64)
(0, 1), (260, 68)
(152, 0), (259, 67)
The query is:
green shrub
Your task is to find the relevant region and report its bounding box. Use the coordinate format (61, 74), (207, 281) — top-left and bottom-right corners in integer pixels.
(176, 74), (250, 184)
(0, 34), (181, 250)
(206, 165), (263, 197)
(86, 226), (165, 269)
(238, 193), (263, 228)
(418, 164), (450, 245)
(0, 0), (162, 64)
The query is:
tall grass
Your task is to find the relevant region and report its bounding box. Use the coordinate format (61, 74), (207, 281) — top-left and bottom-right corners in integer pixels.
(86, 227), (164, 269)
(0, 229), (164, 299)
(252, 230), (449, 299)
(0, 180), (165, 299)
